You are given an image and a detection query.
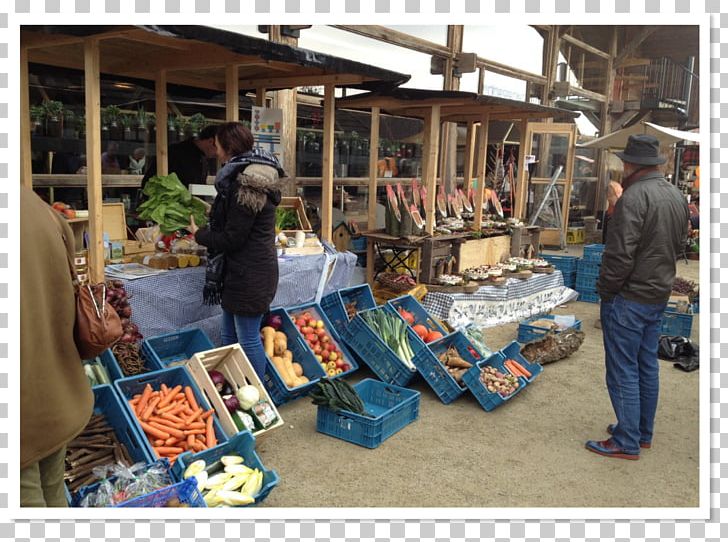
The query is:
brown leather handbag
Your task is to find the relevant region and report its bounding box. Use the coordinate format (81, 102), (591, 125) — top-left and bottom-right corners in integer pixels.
(49, 208), (123, 359)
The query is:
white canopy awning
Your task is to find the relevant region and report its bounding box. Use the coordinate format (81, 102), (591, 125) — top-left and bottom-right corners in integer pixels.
(578, 121), (700, 150)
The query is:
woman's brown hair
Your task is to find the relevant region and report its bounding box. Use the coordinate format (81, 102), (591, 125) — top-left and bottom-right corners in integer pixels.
(215, 122), (255, 157)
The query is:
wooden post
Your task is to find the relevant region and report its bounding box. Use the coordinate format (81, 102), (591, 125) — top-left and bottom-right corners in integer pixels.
(473, 113), (490, 230)
(320, 83), (335, 243)
(255, 88), (266, 107)
(462, 120), (476, 189)
(440, 25), (463, 195)
(155, 71), (168, 176)
(225, 64), (239, 122)
(366, 106), (381, 285)
(422, 105), (441, 235)
(514, 119), (529, 219)
(596, 26), (618, 217)
(20, 45), (32, 188)
(477, 66), (485, 95)
(84, 38), (104, 283)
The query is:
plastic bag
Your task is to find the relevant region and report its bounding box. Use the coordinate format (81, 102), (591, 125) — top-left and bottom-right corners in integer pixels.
(78, 460), (173, 507)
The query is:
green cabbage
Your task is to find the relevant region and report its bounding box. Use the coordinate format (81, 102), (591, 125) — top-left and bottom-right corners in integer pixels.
(136, 173), (208, 234)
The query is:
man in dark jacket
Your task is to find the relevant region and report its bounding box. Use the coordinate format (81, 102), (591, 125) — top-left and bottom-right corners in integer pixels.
(586, 134), (690, 460)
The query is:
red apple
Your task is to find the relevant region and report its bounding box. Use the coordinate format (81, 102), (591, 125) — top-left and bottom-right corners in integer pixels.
(296, 318), (307, 328)
(320, 335), (331, 344)
(313, 344), (323, 355)
(335, 359), (346, 369)
(315, 328), (326, 337)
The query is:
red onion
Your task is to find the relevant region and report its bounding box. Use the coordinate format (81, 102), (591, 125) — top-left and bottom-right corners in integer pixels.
(266, 314), (283, 330)
(208, 370), (229, 393)
(222, 394), (240, 414)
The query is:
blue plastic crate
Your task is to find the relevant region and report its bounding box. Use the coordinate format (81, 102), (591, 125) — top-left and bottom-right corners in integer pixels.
(583, 244), (605, 262)
(541, 254), (579, 275)
(344, 305), (419, 387)
(499, 341), (544, 384)
(71, 458), (175, 507)
(262, 307), (327, 406)
(320, 284), (377, 338)
(142, 328), (214, 369)
(412, 331), (483, 404)
(350, 236), (367, 252)
(174, 431), (279, 506)
(106, 343), (163, 377)
(461, 351), (528, 412)
(577, 290), (600, 303)
(66, 385), (156, 502)
(660, 305), (694, 337)
(575, 272), (599, 292)
(114, 366), (228, 460)
(316, 378), (420, 448)
(117, 477), (206, 507)
(577, 259), (601, 276)
(387, 294), (447, 336)
(518, 314), (583, 343)
(562, 271), (577, 289)
(284, 301), (359, 380)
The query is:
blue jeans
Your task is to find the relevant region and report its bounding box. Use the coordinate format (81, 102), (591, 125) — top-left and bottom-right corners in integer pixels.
(221, 309), (267, 380)
(600, 295), (667, 454)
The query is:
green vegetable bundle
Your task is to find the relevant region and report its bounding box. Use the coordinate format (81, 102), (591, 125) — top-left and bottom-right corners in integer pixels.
(136, 173), (208, 234)
(361, 309), (417, 370)
(275, 208), (299, 231)
(310, 378), (372, 417)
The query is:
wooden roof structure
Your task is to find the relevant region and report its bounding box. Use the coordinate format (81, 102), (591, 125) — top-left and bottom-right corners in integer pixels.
(335, 88), (578, 281)
(21, 25), (410, 282)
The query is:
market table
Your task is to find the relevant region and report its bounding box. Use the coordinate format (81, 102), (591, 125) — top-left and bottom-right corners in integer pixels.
(122, 249), (358, 346)
(421, 270), (578, 329)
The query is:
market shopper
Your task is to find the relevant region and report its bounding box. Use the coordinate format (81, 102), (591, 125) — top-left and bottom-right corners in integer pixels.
(20, 185), (94, 506)
(588, 134), (689, 460)
(141, 124), (218, 189)
(188, 122), (286, 379)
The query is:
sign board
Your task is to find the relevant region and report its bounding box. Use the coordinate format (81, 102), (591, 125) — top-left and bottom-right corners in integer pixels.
(251, 106), (284, 165)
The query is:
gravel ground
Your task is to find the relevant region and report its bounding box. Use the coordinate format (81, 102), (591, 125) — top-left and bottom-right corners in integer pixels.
(255, 256), (700, 508)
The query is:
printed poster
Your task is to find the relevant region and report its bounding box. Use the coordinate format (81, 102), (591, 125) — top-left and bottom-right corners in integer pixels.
(251, 106), (284, 165)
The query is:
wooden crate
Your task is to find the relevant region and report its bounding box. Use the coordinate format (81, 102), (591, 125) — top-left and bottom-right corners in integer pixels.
(280, 196), (312, 234)
(453, 235), (511, 272)
(418, 237), (458, 284)
(187, 345), (284, 440)
(102, 203), (156, 255)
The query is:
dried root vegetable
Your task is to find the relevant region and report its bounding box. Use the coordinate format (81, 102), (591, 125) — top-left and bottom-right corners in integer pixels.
(112, 342), (148, 376)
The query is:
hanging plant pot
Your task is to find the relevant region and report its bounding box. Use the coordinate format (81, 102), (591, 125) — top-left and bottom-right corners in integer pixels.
(108, 121), (122, 141)
(123, 126), (133, 141)
(31, 120), (44, 137)
(46, 117), (62, 138)
(136, 126), (148, 143)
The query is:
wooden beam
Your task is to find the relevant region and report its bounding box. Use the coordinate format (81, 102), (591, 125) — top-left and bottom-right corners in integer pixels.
(255, 88), (266, 108)
(240, 73), (366, 90)
(615, 26), (659, 68)
(514, 120), (529, 219)
(155, 71), (168, 176)
(564, 85), (607, 103)
(422, 105), (441, 235)
(84, 38), (104, 283)
(477, 66), (485, 94)
(476, 57), (548, 85)
(20, 46), (32, 188)
(332, 25), (451, 57)
(462, 120), (477, 189)
(366, 106), (381, 286)
(473, 114), (490, 230)
(320, 84), (335, 243)
(560, 33), (610, 60)
(226, 64), (239, 121)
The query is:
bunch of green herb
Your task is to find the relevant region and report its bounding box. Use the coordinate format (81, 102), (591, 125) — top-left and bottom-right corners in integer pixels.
(275, 208), (299, 231)
(136, 173), (208, 234)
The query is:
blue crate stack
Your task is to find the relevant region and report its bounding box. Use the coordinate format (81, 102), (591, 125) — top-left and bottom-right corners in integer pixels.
(541, 254), (578, 289)
(575, 244), (604, 303)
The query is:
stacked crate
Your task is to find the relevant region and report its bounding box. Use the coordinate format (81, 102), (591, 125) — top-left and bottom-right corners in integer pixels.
(541, 254), (578, 289)
(575, 244), (604, 303)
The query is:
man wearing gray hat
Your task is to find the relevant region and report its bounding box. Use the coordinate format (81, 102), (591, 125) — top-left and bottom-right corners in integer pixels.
(586, 134), (690, 460)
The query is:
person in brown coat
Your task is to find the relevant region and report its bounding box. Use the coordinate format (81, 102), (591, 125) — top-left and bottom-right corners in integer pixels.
(20, 185), (93, 506)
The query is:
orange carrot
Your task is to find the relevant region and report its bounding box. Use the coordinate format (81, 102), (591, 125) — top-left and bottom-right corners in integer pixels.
(186, 421), (206, 430)
(160, 412), (186, 424)
(504, 360), (524, 378)
(164, 436), (179, 446)
(200, 409), (214, 421)
(153, 446), (184, 455)
(136, 384), (153, 416)
(183, 429), (206, 435)
(190, 440), (205, 452)
(139, 421), (170, 440)
(509, 359), (532, 378)
(149, 421), (185, 440)
(161, 383), (169, 395)
(205, 415), (216, 448)
(156, 403), (177, 414)
(141, 396), (161, 422)
(184, 386), (199, 412)
(187, 434), (196, 448)
(157, 385), (182, 409)
(153, 439), (165, 447)
(185, 409), (203, 424)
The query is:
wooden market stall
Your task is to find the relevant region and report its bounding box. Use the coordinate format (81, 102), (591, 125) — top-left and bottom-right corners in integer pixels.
(335, 88), (579, 285)
(20, 25), (409, 283)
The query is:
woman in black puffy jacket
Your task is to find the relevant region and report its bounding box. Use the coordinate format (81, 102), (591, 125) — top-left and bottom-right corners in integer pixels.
(189, 122), (285, 379)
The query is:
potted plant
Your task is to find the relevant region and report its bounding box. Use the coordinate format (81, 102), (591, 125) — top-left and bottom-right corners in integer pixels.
(176, 115), (190, 140)
(120, 113), (133, 141)
(167, 114), (178, 143)
(30, 104), (45, 137)
(75, 112), (86, 139)
(62, 108), (77, 139)
(104, 105), (122, 140)
(43, 100), (64, 138)
(135, 107), (149, 142)
(188, 113), (206, 138)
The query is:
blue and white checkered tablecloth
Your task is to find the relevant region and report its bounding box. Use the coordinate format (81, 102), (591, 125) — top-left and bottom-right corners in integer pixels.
(421, 271), (571, 326)
(122, 251), (358, 347)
